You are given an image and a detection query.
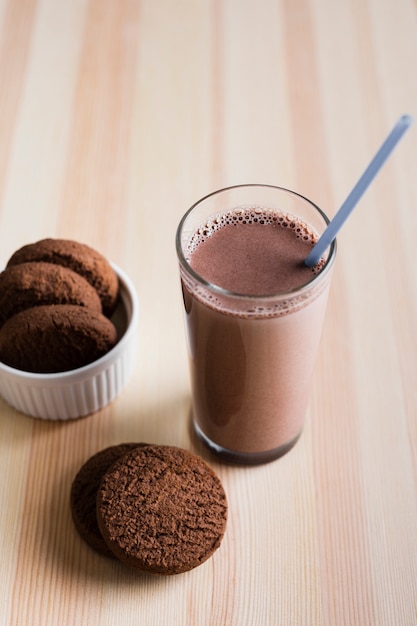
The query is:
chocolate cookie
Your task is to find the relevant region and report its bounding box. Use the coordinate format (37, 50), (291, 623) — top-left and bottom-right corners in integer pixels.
(70, 443), (147, 556)
(7, 238), (119, 316)
(0, 304), (117, 373)
(97, 445), (228, 575)
(0, 262), (102, 327)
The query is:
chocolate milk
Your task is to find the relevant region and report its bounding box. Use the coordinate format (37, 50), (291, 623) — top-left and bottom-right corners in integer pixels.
(177, 187), (335, 464)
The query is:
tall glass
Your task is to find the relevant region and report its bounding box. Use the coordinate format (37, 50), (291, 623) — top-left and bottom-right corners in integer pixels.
(176, 185), (336, 464)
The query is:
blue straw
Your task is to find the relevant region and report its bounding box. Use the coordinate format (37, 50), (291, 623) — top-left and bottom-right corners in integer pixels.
(304, 114), (414, 268)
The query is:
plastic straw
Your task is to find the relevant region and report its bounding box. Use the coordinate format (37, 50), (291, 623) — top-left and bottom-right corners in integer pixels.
(304, 114), (413, 268)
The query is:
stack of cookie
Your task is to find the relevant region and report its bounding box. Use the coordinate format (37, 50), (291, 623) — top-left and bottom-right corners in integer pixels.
(0, 238), (119, 373)
(70, 443), (228, 575)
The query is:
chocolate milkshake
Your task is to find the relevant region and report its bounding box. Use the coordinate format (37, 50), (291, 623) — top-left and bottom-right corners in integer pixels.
(176, 185), (336, 464)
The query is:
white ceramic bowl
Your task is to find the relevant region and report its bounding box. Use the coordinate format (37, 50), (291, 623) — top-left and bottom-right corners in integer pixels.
(0, 263), (138, 420)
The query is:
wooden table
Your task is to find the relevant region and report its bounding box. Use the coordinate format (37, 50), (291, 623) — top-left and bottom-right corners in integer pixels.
(0, 0), (416, 624)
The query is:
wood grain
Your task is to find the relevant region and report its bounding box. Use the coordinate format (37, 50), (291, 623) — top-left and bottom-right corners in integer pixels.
(0, 0), (416, 624)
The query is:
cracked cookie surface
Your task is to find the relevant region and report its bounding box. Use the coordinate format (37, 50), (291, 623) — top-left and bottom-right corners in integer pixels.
(96, 445), (228, 574)
(0, 262), (102, 328)
(7, 238), (119, 316)
(70, 443), (147, 556)
(0, 304), (117, 373)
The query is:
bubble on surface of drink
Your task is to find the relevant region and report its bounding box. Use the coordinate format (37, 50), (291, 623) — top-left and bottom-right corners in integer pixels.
(187, 206), (317, 256)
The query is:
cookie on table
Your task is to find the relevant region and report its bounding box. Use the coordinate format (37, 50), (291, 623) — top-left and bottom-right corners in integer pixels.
(0, 262), (102, 327)
(70, 443), (147, 557)
(0, 304), (117, 373)
(97, 445), (228, 575)
(7, 238), (119, 316)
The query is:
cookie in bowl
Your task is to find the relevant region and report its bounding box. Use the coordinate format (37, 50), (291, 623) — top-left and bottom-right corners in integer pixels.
(7, 238), (119, 316)
(0, 261), (102, 328)
(0, 239), (138, 419)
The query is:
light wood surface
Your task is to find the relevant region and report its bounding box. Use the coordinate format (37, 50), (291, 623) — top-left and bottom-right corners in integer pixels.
(0, 0), (416, 624)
